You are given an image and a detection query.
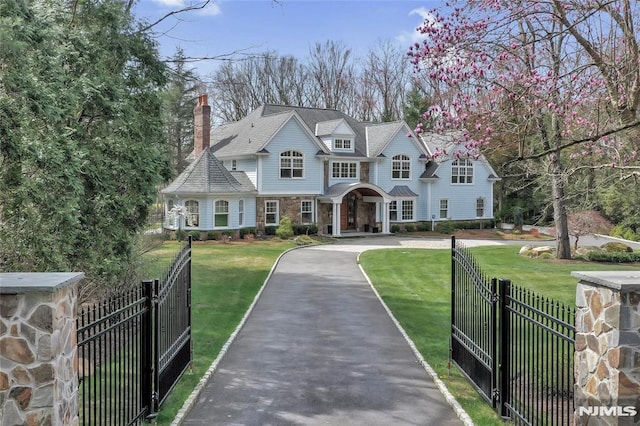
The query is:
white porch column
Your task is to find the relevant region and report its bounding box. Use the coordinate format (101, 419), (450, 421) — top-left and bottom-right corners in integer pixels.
(382, 201), (390, 234)
(332, 202), (341, 237)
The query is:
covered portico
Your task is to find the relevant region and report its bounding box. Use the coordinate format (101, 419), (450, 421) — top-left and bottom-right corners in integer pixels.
(318, 182), (393, 237)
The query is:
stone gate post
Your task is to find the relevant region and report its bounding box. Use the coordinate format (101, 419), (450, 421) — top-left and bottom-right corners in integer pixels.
(573, 271), (640, 426)
(1, 272), (83, 426)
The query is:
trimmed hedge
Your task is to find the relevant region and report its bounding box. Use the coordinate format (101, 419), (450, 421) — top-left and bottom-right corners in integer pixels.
(586, 251), (640, 263)
(293, 224), (318, 235)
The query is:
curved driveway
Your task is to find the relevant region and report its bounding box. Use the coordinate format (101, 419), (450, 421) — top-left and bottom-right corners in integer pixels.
(182, 237), (473, 426)
(181, 234), (637, 425)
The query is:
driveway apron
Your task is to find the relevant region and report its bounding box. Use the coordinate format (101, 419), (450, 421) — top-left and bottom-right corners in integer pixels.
(182, 245), (463, 425)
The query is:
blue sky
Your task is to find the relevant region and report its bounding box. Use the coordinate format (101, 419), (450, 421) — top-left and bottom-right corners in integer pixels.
(133, 0), (437, 76)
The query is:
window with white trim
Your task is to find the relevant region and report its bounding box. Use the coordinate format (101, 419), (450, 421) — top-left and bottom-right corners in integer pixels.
(439, 199), (449, 219)
(451, 159), (473, 184)
(280, 151), (304, 178)
(334, 138), (352, 150)
(185, 200), (199, 227)
(265, 200), (279, 225)
(331, 161), (357, 179)
(166, 199), (177, 227)
(238, 199), (244, 226)
(392, 154), (411, 179)
(476, 197), (485, 217)
(389, 201), (398, 221)
(301, 200), (313, 223)
(214, 200), (229, 227)
(231, 160), (237, 171)
(402, 200), (414, 221)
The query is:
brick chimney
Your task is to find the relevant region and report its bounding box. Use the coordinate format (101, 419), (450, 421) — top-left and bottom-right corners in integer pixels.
(193, 93), (211, 156)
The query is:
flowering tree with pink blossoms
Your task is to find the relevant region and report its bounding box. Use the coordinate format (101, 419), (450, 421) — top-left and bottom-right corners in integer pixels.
(409, 0), (639, 259)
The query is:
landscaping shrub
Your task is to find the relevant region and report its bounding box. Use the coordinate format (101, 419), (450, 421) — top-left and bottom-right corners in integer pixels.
(405, 224), (416, 232)
(586, 251), (640, 263)
(611, 225), (640, 242)
(206, 231), (218, 241)
(390, 224), (401, 233)
(276, 216), (294, 239)
(600, 242), (633, 253)
(239, 227), (256, 239)
(293, 224), (318, 235)
(538, 252), (554, 260)
(264, 226), (277, 236)
(436, 221), (455, 234)
(175, 229), (187, 241)
(417, 222), (431, 232)
(188, 231), (201, 241)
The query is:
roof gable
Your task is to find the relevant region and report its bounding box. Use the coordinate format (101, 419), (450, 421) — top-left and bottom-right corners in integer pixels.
(367, 121), (428, 157)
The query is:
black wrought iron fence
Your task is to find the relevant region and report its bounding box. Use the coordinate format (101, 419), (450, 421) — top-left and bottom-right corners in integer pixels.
(77, 238), (192, 425)
(451, 237), (575, 425)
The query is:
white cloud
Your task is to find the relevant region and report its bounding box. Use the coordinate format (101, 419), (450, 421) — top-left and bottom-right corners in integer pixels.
(396, 6), (435, 44)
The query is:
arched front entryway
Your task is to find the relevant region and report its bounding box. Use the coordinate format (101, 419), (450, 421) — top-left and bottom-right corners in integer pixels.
(318, 182), (393, 237)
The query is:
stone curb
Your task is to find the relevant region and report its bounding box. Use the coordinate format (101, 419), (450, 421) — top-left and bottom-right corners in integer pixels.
(170, 245), (303, 425)
(356, 251), (475, 426)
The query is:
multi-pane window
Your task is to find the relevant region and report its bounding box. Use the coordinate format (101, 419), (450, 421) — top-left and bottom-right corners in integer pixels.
(238, 199), (244, 226)
(451, 159), (473, 184)
(402, 200), (414, 221)
(334, 138), (352, 150)
(265, 200), (279, 225)
(231, 160), (237, 171)
(214, 200), (229, 227)
(280, 151), (303, 178)
(389, 201), (398, 221)
(301, 200), (313, 223)
(392, 155), (411, 179)
(476, 197), (485, 217)
(331, 162), (357, 179)
(185, 200), (199, 227)
(439, 199), (449, 219)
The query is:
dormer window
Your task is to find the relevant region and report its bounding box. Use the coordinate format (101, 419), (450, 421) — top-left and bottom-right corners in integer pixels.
(334, 138), (352, 150)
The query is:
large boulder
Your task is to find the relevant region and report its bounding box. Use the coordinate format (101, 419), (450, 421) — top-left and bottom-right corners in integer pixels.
(530, 246), (555, 257)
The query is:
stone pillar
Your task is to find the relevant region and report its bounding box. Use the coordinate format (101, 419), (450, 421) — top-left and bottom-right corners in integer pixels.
(1, 272), (83, 426)
(573, 271), (640, 426)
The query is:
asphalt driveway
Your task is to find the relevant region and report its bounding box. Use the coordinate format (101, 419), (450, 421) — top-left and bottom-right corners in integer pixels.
(181, 242), (465, 425)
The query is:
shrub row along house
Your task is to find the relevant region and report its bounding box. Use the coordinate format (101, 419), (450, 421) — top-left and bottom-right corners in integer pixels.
(162, 94), (500, 236)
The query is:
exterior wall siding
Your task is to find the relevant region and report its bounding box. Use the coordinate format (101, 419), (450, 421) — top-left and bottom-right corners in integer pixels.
(428, 160), (495, 220)
(260, 119), (325, 195)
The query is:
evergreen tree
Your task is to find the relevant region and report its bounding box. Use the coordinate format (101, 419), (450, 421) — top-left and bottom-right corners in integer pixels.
(0, 0), (171, 287)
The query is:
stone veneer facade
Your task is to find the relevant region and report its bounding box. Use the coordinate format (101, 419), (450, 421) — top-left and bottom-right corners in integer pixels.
(573, 271), (640, 426)
(0, 273), (83, 426)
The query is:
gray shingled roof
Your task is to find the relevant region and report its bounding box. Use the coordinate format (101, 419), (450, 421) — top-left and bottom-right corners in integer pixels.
(366, 122), (404, 157)
(162, 149), (256, 195)
(210, 106), (296, 158)
(420, 161), (440, 179)
(388, 185), (418, 197)
(315, 119), (347, 136)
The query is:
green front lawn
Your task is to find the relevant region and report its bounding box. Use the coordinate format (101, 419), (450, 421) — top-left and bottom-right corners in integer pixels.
(144, 240), (295, 424)
(359, 246), (640, 425)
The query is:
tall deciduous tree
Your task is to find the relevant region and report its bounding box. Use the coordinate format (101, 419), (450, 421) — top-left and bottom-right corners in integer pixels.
(408, 0), (640, 258)
(0, 0), (170, 286)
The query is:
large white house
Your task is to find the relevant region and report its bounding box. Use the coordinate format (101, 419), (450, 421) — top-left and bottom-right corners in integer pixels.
(162, 94), (500, 236)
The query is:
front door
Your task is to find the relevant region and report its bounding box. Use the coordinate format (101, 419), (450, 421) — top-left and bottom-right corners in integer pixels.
(340, 193), (357, 230)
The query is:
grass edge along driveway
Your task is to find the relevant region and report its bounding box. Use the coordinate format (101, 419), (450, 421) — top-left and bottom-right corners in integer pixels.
(144, 240), (295, 425)
(359, 246), (640, 426)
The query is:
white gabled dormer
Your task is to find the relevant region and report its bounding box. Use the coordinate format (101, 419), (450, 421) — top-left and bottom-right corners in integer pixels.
(315, 118), (355, 154)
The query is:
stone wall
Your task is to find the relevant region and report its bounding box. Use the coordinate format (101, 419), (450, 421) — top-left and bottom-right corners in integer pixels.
(256, 196), (316, 231)
(573, 271), (640, 426)
(1, 273), (83, 426)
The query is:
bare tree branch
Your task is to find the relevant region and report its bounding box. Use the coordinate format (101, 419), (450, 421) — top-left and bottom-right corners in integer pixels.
(136, 0), (211, 34)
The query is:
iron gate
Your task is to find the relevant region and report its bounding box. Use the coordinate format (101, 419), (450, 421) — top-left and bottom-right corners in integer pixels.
(77, 238), (192, 425)
(451, 236), (575, 425)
